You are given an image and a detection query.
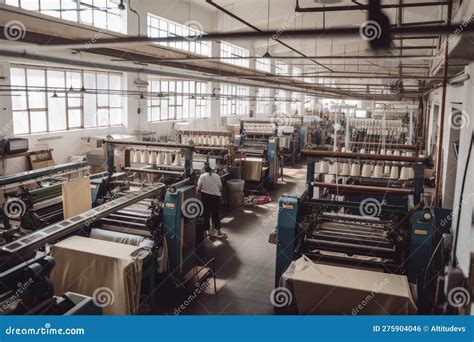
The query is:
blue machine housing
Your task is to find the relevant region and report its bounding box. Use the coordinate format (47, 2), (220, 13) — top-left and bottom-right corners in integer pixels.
(275, 195), (300, 287)
(163, 184), (197, 282)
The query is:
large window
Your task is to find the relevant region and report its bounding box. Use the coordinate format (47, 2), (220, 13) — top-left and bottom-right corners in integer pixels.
(10, 65), (123, 134)
(147, 79), (209, 122)
(220, 84), (249, 116)
(256, 88), (271, 116)
(255, 58), (271, 73)
(147, 14), (210, 56)
(6, 0), (123, 32)
(220, 42), (249, 68)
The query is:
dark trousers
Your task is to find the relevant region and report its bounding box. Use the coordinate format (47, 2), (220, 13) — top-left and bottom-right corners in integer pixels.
(201, 192), (221, 231)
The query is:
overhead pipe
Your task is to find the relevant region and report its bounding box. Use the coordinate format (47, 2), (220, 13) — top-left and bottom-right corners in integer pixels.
(30, 23), (474, 49)
(204, 0), (333, 72)
(295, 0), (449, 12)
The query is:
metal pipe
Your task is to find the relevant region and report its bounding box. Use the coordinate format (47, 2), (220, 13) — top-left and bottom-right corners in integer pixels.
(434, 0), (453, 207)
(295, 0), (448, 12)
(33, 24), (474, 48)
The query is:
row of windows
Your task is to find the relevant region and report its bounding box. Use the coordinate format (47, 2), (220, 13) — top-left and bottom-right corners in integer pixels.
(6, 0), (123, 32)
(147, 14), (211, 57)
(255, 58), (271, 73)
(147, 80), (209, 122)
(10, 66), (122, 134)
(220, 84), (249, 116)
(220, 42), (250, 68)
(256, 88), (272, 116)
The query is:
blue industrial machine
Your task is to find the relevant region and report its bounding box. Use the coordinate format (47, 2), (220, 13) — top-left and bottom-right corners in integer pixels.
(274, 148), (441, 312)
(237, 119), (279, 190)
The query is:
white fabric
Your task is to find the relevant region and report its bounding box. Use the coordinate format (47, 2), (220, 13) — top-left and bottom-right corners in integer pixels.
(197, 172), (222, 196)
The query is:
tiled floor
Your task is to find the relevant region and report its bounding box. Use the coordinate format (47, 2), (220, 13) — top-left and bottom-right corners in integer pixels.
(177, 163), (307, 315)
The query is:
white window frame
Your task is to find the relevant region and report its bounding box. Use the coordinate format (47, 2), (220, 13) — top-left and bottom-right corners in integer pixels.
(147, 14), (211, 56)
(10, 64), (123, 134)
(220, 42), (250, 68)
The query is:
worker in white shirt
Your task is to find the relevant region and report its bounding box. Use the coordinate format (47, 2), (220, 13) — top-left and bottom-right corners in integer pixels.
(197, 163), (226, 239)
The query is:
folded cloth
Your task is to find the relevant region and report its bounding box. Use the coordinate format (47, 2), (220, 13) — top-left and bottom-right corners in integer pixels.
(281, 256), (417, 315)
(50, 236), (144, 315)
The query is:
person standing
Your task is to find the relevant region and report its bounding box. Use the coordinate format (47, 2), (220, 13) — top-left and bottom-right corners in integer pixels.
(197, 163), (226, 239)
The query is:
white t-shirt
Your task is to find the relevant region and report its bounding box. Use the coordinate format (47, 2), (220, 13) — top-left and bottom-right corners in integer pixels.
(198, 172), (222, 196)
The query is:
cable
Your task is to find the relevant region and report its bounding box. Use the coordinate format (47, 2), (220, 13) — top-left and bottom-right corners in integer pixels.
(451, 132), (473, 267)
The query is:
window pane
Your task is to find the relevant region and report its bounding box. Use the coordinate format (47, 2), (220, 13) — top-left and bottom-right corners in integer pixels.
(48, 94), (67, 131)
(13, 111), (28, 134)
(110, 108), (122, 125)
(62, 0), (78, 22)
(97, 109), (109, 126)
(83, 93), (97, 127)
(41, 0), (61, 17)
(68, 109), (81, 128)
(22, 0), (39, 11)
(11, 68), (25, 87)
(30, 111), (47, 133)
(12, 91), (27, 110)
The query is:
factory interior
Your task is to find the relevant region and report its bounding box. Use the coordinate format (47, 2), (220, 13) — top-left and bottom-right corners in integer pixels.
(0, 0), (473, 316)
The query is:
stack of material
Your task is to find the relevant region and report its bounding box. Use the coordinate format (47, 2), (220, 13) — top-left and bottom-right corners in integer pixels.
(50, 236), (145, 315)
(280, 256), (417, 315)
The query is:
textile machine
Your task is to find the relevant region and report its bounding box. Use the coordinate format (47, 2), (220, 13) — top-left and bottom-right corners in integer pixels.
(177, 130), (235, 175)
(235, 119), (279, 189)
(0, 185), (165, 315)
(276, 116), (307, 166)
(102, 139), (207, 285)
(273, 149), (444, 314)
(0, 161), (91, 231)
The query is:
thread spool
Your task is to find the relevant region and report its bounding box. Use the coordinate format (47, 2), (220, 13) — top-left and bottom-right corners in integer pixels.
(370, 150), (375, 155)
(332, 162), (340, 175)
(150, 151), (157, 164)
(341, 147), (346, 153)
(393, 150), (401, 156)
(360, 148), (366, 154)
(340, 163), (350, 176)
(399, 167), (410, 180)
(175, 153), (183, 166)
(361, 164), (372, 178)
(140, 150), (148, 163)
(130, 149), (138, 163)
(165, 152), (173, 165)
(389, 166), (399, 180)
(384, 164), (391, 175)
(373, 165), (383, 178)
(320, 160), (330, 174)
(408, 167), (415, 179)
(381, 149), (386, 155)
(386, 150), (392, 156)
(350, 163), (361, 177)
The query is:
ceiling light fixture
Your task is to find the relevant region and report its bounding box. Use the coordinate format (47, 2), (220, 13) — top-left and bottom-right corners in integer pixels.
(52, 91), (58, 98)
(118, 0), (126, 11)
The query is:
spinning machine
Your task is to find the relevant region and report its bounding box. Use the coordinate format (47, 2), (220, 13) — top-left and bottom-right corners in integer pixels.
(275, 116), (307, 166)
